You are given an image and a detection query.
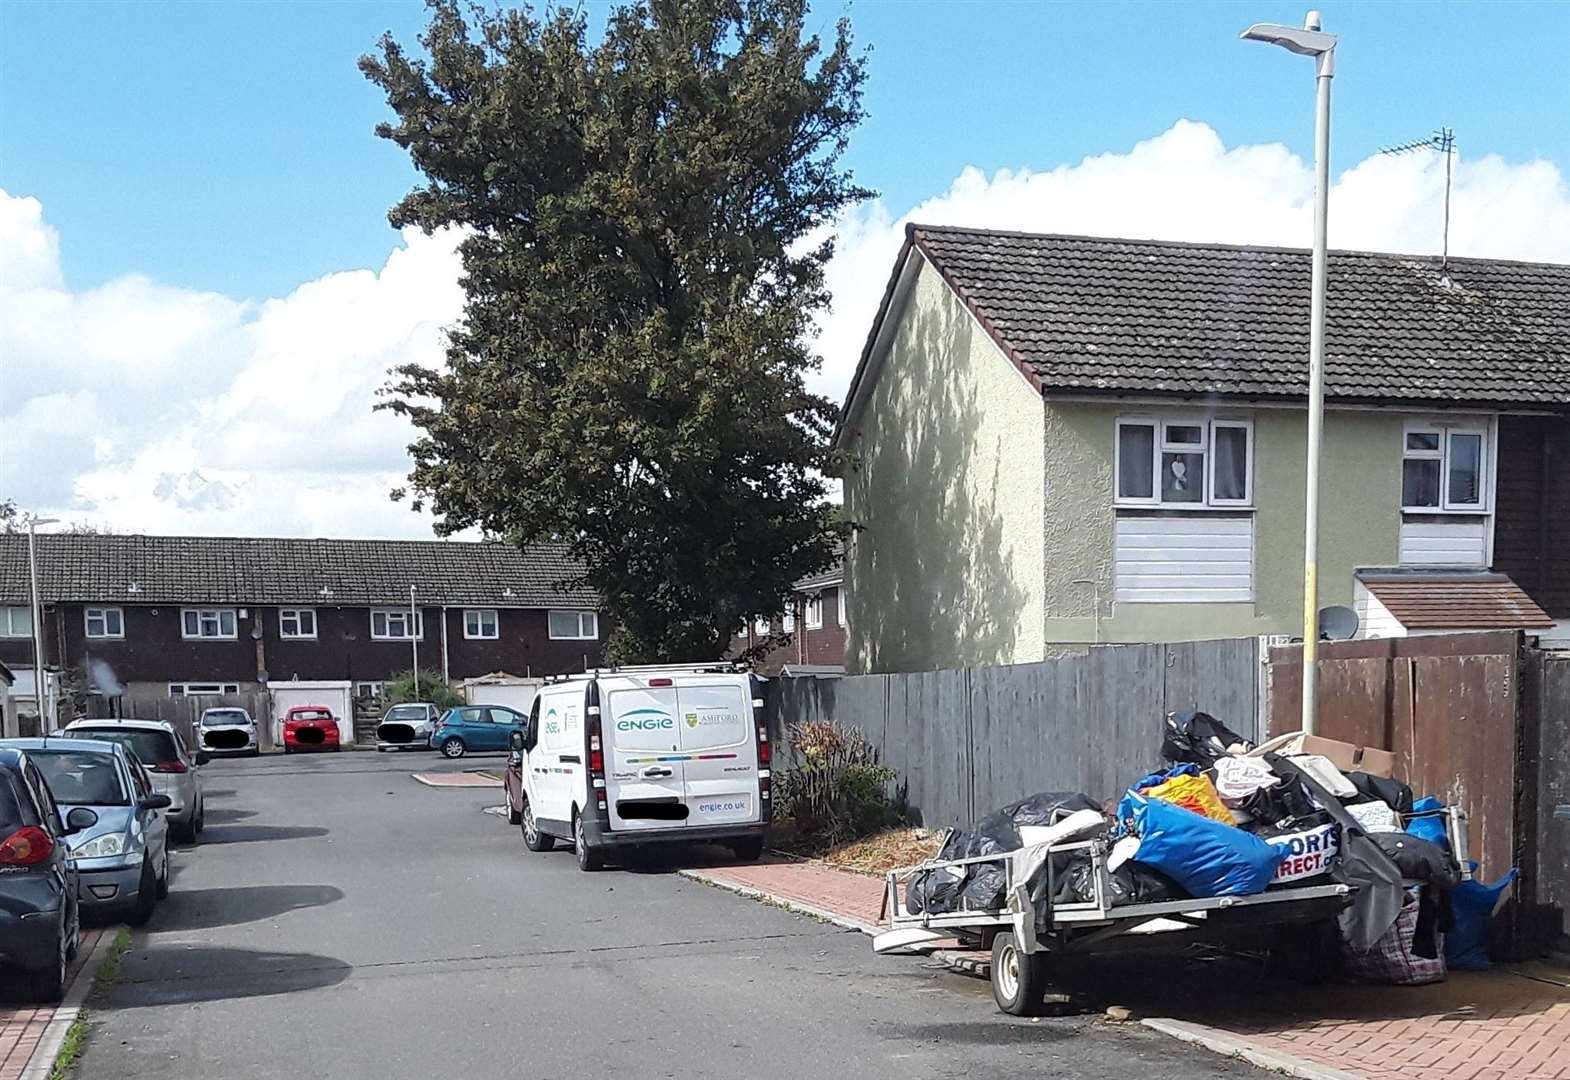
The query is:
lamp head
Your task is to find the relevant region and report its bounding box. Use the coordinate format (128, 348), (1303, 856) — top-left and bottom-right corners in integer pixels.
(1239, 21), (1337, 56)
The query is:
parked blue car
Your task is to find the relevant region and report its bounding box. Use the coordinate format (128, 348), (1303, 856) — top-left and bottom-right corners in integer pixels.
(430, 706), (527, 759)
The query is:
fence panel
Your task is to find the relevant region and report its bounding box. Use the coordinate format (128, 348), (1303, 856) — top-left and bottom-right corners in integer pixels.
(1164, 638), (1263, 743)
(1522, 652), (1570, 952)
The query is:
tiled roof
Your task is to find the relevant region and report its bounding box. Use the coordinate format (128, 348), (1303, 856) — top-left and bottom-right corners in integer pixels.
(1358, 571), (1553, 630)
(847, 224), (1570, 416)
(0, 533), (598, 608)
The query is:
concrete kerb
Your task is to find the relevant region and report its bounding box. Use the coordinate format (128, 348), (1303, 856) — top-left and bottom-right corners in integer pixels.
(692, 870), (1370, 1080)
(676, 868), (881, 936)
(19, 929), (118, 1080)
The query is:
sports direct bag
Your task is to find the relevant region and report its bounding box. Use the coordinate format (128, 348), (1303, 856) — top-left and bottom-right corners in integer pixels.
(1119, 792), (1285, 897)
(1135, 765), (1234, 825)
(1264, 821), (1341, 883)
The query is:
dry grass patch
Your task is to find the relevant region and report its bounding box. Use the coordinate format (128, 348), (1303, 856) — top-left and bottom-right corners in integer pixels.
(815, 826), (944, 876)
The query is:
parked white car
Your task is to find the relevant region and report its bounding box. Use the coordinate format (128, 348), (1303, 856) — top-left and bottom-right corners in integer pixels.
(65, 719), (207, 844)
(375, 703), (441, 752)
(511, 666), (768, 871)
(197, 707), (259, 756)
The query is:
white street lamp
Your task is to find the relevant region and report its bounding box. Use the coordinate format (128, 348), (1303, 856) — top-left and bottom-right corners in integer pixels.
(1242, 10), (1337, 736)
(410, 585), (420, 701)
(25, 515), (60, 734)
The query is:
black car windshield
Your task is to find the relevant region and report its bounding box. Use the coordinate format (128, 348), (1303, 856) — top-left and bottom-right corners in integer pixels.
(385, 706), (428, 722)
(71, 728), (179, 769)
(30, 750), (130, 806)
(202, 710), (250, 727)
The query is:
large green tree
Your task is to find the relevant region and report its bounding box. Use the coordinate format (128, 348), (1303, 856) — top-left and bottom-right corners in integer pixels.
(364, 0), (867, 663)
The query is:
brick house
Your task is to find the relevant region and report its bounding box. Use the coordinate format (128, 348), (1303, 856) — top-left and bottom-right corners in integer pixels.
(0, 533), (604, 699)
(733, 558), (847, 674)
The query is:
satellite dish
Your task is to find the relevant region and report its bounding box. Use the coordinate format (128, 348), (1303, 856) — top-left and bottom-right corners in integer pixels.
(1319, 605), (1360, 641)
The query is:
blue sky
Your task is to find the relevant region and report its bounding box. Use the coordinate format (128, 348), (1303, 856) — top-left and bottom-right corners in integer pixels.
(3, 1), (1568, 537)
(4, 0), (1567, 300)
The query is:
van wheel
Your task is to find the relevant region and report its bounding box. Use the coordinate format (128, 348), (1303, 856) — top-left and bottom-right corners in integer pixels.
(440, 737), (466, 759)
(574, 812), (604, 871)
(991, 931), (1046, 1016)
(730, 836), (765, 862)
(522, 799), (554, 852)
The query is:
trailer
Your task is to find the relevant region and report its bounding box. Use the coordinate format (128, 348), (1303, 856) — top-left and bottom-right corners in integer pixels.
(875, 806), (1470, 1015)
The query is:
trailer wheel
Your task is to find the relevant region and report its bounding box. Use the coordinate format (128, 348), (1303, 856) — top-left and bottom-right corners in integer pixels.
(990, 931), (1045, 1016)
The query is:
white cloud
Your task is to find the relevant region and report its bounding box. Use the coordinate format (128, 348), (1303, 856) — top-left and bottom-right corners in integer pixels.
(810, 119), (1570, 399)
(3, 118), (1568, 537)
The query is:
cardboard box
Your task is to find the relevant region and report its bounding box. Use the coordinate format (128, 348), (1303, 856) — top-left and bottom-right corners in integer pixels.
(1249, 732), (1397, 778)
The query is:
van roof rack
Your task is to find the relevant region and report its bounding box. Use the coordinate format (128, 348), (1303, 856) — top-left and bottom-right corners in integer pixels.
(543, 661), (750, 684)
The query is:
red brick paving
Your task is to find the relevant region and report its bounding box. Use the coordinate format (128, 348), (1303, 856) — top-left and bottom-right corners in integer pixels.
(696, 858), (1570, 1080)
(0, 926), (104, 1080)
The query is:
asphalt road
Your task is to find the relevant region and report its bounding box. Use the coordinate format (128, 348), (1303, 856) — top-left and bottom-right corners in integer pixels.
(75, 752), (1259, 1079)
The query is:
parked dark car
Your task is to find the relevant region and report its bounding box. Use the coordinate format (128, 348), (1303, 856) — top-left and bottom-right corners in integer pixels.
(281, 706), (341, 753)
(503, 733), (525, 826)
(430, 706), (526, 759)
(0, 747), (84, 1001)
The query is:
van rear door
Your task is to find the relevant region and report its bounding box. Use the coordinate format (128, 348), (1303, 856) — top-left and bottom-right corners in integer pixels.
(675, 680), (759, 827)
(604, 684), (687, 832)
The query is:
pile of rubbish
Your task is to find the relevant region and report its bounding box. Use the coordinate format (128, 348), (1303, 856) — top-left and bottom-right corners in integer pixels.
(904, 710), (1516, 985)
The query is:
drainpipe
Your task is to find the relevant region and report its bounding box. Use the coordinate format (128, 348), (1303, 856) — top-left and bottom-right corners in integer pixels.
(441, 605), (451, 686)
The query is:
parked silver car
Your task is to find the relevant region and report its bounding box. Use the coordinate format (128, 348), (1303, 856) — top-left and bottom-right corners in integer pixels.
(198, 707), (260, 756)
(65, 719), (206, 844)
(376, 703), (441, 751)
(2, 738), (171, 925)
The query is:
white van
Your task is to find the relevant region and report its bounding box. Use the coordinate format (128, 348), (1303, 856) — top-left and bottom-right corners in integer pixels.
(511, 665), (769, 871)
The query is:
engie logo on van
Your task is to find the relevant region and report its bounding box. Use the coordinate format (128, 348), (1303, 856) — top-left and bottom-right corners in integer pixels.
(616, 708), (674, 732)
(543, 709), (561, 736)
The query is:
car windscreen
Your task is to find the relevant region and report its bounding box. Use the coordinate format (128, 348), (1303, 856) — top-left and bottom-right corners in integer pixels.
(71, 729), (179, 769)
(384, 706), (427, 722)
(30, 750), (130, 806)
(201, 710), (250, 727)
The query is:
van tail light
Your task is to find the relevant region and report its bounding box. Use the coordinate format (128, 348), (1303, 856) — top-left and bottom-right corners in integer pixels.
(649, 677), (673, 687)
(587, 710), (608, 814)
(753, 693), (771, 816)
(152, 760), (188, 774)
(0, 826), (54, 866)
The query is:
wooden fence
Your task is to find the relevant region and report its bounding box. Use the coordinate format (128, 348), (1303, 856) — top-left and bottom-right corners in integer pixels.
(767, 638), (1263, 828)
(1522, 650), (1570, 953)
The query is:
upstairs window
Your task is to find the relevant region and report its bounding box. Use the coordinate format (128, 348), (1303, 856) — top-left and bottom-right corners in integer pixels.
(464, 609), (499, 639)
(1402, 423), (1487, 512)
(1115, 417), (1253, 508)
(85, 607), (124, 639)
(804, 595), (824, 630)
(0, 606), (32, 638)
(371, 609), (422, 640)
(782, 607), (796, 633)
(182, 608), (237, 639)
(278, 608), (316, 639)
(548, 610), (598, 640)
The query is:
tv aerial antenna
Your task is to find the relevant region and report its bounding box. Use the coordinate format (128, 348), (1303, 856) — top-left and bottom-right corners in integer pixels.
(1380, 127), (1456, 274)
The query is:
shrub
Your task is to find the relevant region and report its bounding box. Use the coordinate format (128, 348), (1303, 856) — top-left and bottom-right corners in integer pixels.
(383, 669), (464, 710)
(775, 719), (902, 845)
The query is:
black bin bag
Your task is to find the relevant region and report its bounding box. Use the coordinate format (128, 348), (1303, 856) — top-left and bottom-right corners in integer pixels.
(1161, 710), (1254, 768)
(973, 791), (1102, 851)
(905, 830), (1005, 915)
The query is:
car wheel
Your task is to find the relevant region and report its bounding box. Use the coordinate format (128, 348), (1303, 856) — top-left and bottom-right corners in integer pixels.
(26, 916), (68, 1003)
(507, 792), (523, 826)
(440, 737), (466, 759)
(125, 857), (158, 927)
(194, 801), (204, 835)
(522, 798), (553, 852)
(574, 811), (603, 871)
(250, 747), (260, 757)
(730, 836), (765, 862)
(156, 847), (170, 899)
(376, 746), (387, 753)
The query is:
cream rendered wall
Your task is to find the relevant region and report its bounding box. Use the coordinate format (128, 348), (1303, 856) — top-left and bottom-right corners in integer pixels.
(1041, 403), (1404, 644)
(842, 255), (1046, 673)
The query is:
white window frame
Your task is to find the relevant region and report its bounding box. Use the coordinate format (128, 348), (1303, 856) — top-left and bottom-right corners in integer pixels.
(371, 608), (423, 641)
(753, 616), (770, 637)
(464, 608), (499, 640)
(782, 607), (796, 633)
(0, 605), (32, 638)
(182, 607), (237, 640)
(837, 588), (846, 628)
(169, 682), (239, 697)
(1401, 421), (1490, 513)
(548, 610), (598, 641)
(278, 608), (317, 639)
(355, 681), (384, 699)
(1114, 415), (1254, 510)
(804, 595), (824, 630)
(85, 606), (124, 640)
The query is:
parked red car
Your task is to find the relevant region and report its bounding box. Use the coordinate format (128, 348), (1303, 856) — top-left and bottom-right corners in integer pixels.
(281, 706), (341, 754)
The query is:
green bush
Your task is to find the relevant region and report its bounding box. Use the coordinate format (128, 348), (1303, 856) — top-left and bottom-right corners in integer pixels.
(383, 669), (464, 710)
(775, 719), (902, 845)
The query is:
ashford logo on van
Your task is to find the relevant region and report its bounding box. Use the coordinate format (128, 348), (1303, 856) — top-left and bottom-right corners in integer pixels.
(616, 708), (674, 732)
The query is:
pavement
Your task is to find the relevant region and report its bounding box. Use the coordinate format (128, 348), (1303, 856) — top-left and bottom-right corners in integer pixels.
(66, 752), (1263, 1079)
(0, 927), (107, 1080)
(688, 859), (1570, 1080)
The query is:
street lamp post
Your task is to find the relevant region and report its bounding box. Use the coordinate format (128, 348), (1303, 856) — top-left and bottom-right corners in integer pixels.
(410, 585), (420, 701)
(25, 516), (60, 734)
(1241, 11), (1338, 736)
